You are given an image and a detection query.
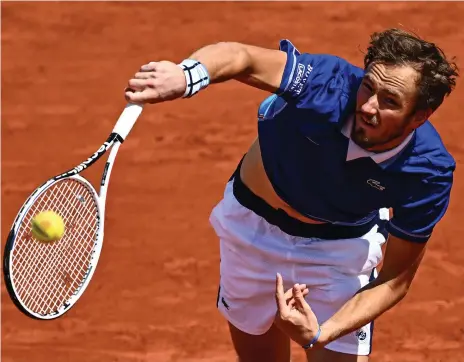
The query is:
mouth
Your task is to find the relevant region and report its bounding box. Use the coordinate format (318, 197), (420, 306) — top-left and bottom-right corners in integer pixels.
(357, 113), (379, 128)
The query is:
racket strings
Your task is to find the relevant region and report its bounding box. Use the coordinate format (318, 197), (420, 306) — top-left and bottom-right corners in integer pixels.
(11, 178), (99, 316)
(15, 181), (96, 314)
(27, 181), (96, 313)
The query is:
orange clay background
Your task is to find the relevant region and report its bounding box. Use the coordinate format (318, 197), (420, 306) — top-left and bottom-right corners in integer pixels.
(2, 2), (464, 362)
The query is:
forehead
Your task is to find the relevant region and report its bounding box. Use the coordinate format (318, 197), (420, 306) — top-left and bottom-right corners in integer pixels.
(364, 63), (419, 97)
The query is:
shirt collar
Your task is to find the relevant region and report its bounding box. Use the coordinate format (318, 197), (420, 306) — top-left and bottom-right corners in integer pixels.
(341, 115), (414, 164)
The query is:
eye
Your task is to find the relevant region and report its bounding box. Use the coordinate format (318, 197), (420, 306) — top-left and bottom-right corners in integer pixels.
(385, 97), (398, 106)
(363, 82), (373, 91)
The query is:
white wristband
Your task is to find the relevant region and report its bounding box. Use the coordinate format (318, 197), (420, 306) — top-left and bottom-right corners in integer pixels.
(178, 59), (210, 98)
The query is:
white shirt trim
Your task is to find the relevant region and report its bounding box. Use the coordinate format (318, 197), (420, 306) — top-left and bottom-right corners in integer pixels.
(341, 116), (414, 164)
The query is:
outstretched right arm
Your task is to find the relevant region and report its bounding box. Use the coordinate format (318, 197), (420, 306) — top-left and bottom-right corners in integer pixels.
(188, 42), (287, 92)
(124, 42), (287, 104)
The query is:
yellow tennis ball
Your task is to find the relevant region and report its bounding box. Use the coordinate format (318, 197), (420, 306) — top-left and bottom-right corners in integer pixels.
(31, 211), (65, 242)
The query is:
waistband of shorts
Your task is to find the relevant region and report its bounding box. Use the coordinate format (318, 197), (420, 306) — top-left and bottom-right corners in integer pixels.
(229, 158), (381, 240)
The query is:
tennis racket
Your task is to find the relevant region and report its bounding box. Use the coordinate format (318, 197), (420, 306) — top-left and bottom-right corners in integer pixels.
(3, 103), (144, 320)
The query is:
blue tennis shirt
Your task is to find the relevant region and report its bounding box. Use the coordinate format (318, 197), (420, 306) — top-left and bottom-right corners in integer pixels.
(257, 40), (456, 243)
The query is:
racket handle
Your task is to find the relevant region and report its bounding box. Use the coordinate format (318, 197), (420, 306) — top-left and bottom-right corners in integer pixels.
(112, 103), (144, 140)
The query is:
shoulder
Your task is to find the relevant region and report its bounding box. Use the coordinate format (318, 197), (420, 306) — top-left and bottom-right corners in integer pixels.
(385, 123), (455, 243)
(394, 121), (456, 177)
(277, 39), (364, 100)
(278, 39), (362, 74)
(412, 121), (456, 172)
(275, 39), (365, 123)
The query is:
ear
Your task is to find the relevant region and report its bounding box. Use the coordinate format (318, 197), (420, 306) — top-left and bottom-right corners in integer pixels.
(412, 108), (433, 128)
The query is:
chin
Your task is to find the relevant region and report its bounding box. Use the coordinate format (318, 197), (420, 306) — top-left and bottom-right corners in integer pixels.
(353, 118), (379, 148)
(351, 128), (376, 150)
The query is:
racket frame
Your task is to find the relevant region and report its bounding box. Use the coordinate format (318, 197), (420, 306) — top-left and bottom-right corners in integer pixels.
(4, 175), (102, 319)
(3, 103), (143, 320)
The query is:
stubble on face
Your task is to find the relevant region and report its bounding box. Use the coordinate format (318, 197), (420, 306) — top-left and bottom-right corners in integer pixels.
(352, 63), (420, 152)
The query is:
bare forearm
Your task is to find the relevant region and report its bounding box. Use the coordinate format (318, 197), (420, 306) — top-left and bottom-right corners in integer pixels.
(189, 42), (286, 92)
(272, 237), (424, 353)
(318, 280), (407, 346)
(189, 42), (252, 83)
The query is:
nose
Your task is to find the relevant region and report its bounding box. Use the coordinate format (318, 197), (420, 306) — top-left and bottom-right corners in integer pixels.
(360, 95), (378, 115)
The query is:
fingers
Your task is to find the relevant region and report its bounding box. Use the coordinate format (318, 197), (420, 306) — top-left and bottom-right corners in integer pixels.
(292, 284), (311, 313)
(277, 273), (310, 307)
(283, 283), (307, 302)
(124, 60), (187, 105)
(275, 273), (288, 314)
(140, 62), (158, 72)
(127, 78), (153, 91)
(134, 72), (155, 79)
(126, 62), (158, 90)
(125, 78), (156, 103)
(124, 88), (158, 104)
(287, 287), (308, 308)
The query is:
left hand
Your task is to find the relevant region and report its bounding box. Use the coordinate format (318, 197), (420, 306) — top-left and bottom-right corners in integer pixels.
(274, 273), (321, 348)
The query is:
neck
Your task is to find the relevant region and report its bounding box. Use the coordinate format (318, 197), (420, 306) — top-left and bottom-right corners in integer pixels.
(366, 130), (415, 153)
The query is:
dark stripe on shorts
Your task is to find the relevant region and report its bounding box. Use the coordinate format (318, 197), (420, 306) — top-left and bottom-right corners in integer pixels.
(216, 284), (221, 308)
(368, 268), (377, 354)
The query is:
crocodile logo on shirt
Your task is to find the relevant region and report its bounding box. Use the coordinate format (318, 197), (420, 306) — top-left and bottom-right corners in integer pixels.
(367, 179), (386, 191)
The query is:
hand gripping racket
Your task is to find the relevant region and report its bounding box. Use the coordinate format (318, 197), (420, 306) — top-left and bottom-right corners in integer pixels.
(3, 103), (144, 320)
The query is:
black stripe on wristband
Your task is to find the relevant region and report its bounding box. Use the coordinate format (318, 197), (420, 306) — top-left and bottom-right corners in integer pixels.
(179, 60), (210, 98)
(185, 67), (194, 97)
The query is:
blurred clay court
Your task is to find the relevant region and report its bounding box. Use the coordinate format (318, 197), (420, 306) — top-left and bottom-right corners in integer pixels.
(2, 2), (464, 361)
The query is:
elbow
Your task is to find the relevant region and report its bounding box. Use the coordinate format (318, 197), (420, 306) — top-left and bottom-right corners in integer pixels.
(378, 274), (411, 303)
(378, 267), (417, 303)
(214, 42), (252, 73)
(397, 284), (410, 301)
(388, 280), (411, 303)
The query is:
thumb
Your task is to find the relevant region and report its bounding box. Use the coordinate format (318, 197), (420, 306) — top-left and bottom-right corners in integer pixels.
(292, 284), (311, 313)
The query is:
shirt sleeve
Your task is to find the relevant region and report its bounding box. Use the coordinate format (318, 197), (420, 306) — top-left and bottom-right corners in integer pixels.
(386, 169), (454, 243)
(276, 39), (364, 119)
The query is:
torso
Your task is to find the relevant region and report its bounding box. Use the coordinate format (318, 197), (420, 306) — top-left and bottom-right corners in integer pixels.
(240, 41), (455, 241)
(240, 138), (326, 224)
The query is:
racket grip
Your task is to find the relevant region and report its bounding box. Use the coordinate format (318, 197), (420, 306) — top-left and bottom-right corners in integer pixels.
(112, 103), (144, 140)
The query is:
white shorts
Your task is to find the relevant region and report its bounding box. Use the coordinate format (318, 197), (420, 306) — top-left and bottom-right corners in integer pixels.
(209, 180), (389, 356)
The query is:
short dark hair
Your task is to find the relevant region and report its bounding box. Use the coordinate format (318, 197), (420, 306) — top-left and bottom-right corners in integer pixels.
(364, 28), (459, 112)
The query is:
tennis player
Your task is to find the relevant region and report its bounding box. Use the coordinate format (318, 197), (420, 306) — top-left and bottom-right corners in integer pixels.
(125, 28), (459, 361)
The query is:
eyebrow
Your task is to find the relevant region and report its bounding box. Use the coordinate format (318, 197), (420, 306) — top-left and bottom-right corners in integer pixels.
(363, 74), (403, 98)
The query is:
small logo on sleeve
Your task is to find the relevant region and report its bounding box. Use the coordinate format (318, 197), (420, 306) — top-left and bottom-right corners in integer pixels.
(290, 63), (313, 95)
